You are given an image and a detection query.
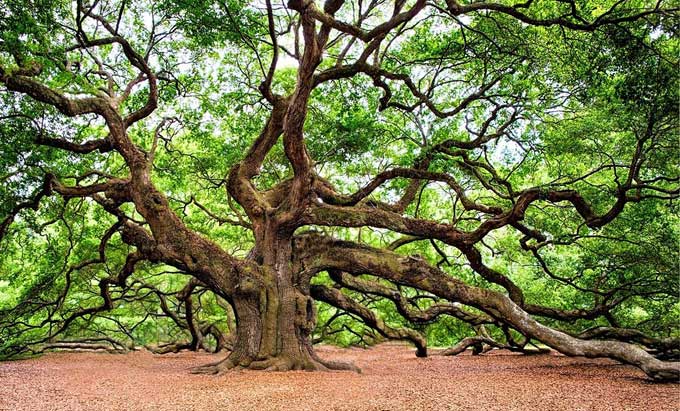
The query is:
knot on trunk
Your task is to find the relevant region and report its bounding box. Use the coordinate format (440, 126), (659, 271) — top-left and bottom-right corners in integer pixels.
(294, 291), (317, 332)
(235, 271), (263, 296)
(287, 0), (313, 11)
(104, 179), (131, 204)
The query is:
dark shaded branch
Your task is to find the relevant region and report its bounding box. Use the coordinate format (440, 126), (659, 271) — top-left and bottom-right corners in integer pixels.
(310, 284), (427, 357)
(297, 233), (680, 381)
(328, 270), (493, 326)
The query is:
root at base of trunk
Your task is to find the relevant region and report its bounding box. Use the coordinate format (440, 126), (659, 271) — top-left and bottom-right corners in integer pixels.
(190, 351), (360, 374)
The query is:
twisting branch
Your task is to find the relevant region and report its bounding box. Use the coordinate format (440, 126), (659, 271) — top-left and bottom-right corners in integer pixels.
(310, 284), (428, 356)
(327, 270), (493, 326)
(297, 233), (680, 381)
(444, 0), (676, 32)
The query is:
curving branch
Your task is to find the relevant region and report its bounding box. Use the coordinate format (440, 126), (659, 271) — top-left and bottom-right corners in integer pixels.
(298, 233), (680, 381)
(310, 283), (427, 356)
(444, 0), (677, 32)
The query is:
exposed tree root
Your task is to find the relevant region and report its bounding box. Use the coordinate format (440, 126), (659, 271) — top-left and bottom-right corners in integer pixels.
(190, 350), (360, 374)
(190, 357), (240, 375)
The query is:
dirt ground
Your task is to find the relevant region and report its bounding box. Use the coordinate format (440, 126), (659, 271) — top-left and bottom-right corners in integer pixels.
(0, 343), (677, 411)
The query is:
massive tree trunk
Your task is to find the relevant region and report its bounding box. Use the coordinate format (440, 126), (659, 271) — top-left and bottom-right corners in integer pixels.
(194, 229), (356, 373)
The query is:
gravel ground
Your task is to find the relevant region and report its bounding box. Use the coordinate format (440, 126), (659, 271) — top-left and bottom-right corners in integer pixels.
(0, 344), (677, 411)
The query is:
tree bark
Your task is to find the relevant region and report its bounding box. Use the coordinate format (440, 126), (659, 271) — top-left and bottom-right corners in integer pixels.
(194, 232), (357, 373)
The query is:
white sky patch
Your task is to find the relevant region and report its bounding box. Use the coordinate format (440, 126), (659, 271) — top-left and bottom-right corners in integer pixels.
(277, 54), (299, 69)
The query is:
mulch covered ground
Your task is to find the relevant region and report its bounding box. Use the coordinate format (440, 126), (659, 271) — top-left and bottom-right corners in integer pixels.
(0, 343), (677, 410)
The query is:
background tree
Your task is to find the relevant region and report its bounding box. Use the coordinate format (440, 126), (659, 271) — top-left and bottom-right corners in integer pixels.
(0, 0), (678, 380)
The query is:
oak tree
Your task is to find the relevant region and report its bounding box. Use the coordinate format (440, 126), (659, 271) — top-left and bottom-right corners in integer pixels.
(0, 0), (678, 381)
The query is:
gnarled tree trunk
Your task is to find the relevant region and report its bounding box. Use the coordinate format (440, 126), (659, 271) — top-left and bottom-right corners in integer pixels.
(195, 229), (356, 373)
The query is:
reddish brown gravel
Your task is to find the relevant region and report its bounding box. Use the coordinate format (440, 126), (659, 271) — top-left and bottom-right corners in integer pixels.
(1, 343), (678, 411)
